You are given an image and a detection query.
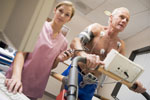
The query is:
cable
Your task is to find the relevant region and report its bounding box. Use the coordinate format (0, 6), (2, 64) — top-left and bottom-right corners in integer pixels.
(100, 72), (129, 85)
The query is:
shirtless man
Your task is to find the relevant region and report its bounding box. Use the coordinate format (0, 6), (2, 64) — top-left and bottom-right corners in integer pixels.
(62, 7), (146, 100)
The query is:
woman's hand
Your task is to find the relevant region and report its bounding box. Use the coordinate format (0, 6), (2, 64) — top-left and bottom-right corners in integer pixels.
(57, 49), (73, 62)
(5, 77), (23, 94)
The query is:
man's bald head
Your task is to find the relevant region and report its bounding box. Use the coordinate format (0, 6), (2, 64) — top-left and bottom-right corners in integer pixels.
(112, 7), (130, 17)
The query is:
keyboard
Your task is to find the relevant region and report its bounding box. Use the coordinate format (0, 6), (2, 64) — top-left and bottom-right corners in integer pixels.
(0, 72), (30, 100)
(0, 48), (15, 60)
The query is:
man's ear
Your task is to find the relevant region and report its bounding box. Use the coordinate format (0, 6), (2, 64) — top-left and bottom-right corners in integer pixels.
(109, 15), (113, 23)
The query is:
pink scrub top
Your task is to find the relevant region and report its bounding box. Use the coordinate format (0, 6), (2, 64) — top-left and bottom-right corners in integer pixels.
(6, 21), (68, 98)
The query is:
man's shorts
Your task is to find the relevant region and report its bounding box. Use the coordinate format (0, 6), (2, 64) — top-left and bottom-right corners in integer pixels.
(62, 65), (98, 100)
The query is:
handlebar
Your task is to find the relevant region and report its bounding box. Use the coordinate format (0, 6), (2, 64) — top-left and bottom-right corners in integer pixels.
(67, 56), (86, 100)
(131, 84), (150, 100)
(52, 56), (150, 100)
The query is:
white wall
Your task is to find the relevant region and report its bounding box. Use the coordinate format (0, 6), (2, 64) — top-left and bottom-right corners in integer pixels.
(124, 27), (150, 57)
(3, 0), (39, 50)
(0, 0), (16, 31)
(1, 0), (55, 52)
(65, 12), (92, 44)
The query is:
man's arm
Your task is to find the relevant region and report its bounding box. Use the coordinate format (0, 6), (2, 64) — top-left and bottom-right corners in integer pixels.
(70, 23), (104, 69)
(70, 23), (101, 56)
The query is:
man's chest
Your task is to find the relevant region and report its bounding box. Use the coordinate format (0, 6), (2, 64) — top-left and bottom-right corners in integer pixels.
(86, 36), (121, 60)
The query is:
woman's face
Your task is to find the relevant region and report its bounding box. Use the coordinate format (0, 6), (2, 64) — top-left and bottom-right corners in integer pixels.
(54, 5), (72, 25)
(111, 9), (130, 32)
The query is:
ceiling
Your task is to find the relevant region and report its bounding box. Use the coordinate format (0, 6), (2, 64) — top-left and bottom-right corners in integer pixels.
(57, 0), (150, 40)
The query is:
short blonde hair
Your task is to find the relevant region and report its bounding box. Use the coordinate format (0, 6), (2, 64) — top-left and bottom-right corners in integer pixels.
(55, 1), (75, 19)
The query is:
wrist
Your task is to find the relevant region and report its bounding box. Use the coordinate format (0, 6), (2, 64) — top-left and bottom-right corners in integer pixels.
(56, 56), (62, 62)
(12, 73), (21, 80)
(12, 75), (21, 81)
(77, 51), (87, 57)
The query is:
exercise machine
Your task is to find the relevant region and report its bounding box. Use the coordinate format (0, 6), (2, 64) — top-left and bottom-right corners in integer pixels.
(51, 50), (150, 100)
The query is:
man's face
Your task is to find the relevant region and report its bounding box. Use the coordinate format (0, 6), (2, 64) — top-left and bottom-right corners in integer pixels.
(111, 9), (130, 32)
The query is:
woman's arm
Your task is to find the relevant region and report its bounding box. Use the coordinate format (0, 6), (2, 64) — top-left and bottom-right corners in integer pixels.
(52, 49), (73, 69)
(12, 52), (27, 80)
(5, 51), (27, 93)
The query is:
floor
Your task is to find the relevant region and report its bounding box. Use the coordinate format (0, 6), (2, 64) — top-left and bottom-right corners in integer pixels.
(38, 95), (55, 100)
(37, 93), (102, 100)
(38, 93), (56, 100)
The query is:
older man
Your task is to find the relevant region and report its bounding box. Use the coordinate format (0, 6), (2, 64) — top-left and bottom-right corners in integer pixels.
(62, 7), (146, 100)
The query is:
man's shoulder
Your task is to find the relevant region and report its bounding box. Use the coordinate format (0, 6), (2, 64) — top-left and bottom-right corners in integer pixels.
(91, 23), (103, 27)
(90, 23), (103, 35)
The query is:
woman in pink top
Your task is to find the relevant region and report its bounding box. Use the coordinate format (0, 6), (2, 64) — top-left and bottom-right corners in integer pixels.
(5, 1), (75, 100)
